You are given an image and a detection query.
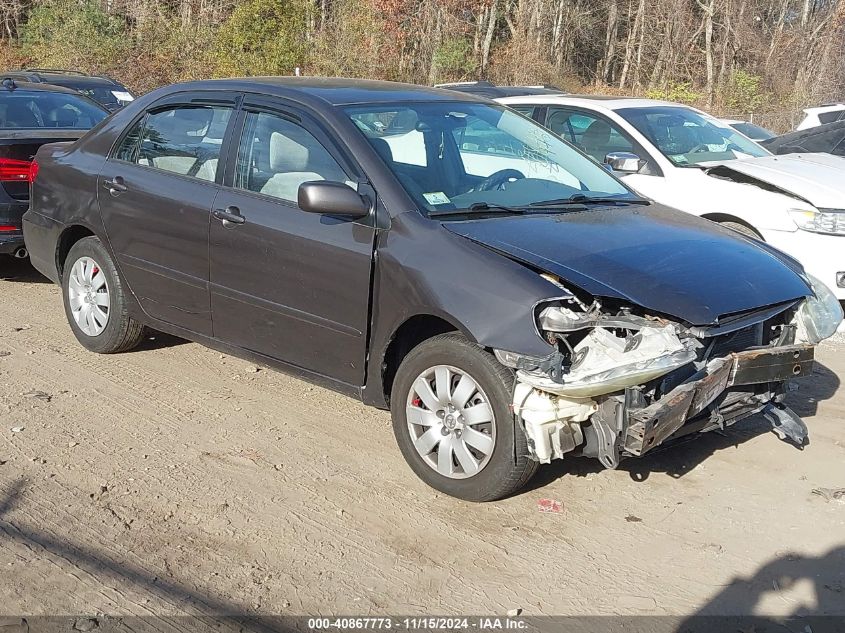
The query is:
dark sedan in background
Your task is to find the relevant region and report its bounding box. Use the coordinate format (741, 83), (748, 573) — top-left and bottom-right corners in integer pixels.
(1, 78), (108, 259)
(762, 120), (845, 157)
(23, 78), (842, 501)
(2, 69), (134, 112)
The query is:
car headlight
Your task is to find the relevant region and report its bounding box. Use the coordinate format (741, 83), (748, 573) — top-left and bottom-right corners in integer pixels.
(788, 208), (845, 235)
(793, 273), (843, 344)
(494, 349), (550, 371)
(537, 305), (597, 332)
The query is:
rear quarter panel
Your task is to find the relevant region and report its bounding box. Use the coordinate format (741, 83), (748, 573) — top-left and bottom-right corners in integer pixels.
(26, 141), (109, 279)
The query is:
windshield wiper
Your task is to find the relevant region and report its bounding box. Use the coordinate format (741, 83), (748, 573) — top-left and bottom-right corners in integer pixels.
(429, 202), (527, 218)
(529, 194), (651, 207)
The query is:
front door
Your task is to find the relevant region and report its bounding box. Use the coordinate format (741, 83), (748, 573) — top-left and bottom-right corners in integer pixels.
(543, 106), (663, 193)
(97, 97), (237, 335)
(209, 103), (376, 386)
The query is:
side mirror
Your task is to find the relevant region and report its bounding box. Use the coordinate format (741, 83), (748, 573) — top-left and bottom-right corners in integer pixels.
(604, 151), (643, 174)
(298, 181), (370, 218)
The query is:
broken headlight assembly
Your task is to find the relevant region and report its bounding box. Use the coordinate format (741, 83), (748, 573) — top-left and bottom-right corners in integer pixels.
(788, 208), (845, 235)
(792, 273), (843, 344)
(498, 298), (698, 398)
(523, 319), (697, 397)
(502, 287), (815, 466)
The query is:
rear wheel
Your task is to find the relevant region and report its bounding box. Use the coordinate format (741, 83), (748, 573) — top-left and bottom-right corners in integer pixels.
(61, 236), (144, 354)
(391, 333), (538, 502)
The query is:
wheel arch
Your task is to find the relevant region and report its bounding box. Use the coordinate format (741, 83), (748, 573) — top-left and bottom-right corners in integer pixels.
(55, 224), (99, 277)
(701, 213), (764, 239)
(380, 313), (466, 406)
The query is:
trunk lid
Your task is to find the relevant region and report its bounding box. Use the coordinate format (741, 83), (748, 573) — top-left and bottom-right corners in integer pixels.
(0, 131), (84, 201)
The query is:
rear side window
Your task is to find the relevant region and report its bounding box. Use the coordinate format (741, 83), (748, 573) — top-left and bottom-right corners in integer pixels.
(0, 91), (107, 129)
(115, 119), (144, 162)
(234, 111), (351, 203)
(818, 110), (844, 124)
(118, 105), (232, 182)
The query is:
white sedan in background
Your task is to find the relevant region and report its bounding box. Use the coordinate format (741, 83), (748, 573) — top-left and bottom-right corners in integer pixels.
(496, 94), (845, 302)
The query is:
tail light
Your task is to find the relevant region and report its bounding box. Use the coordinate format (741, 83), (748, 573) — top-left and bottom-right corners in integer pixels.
(0, 158), (36, 183)
(29, 159), (39, 183)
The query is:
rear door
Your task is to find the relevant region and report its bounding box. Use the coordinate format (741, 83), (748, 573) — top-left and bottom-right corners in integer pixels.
(97, 93), (238, 336)
(209, 99), (377, 386)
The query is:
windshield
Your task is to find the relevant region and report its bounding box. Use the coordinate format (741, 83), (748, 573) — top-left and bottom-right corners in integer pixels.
(345, 102), (636, 214)
(617, 106), (770, 166)
(729, 121), (775, 141)
(0, 90), (108, 129)
(41, 78), (134, 109)
(76, 86), (134, 109)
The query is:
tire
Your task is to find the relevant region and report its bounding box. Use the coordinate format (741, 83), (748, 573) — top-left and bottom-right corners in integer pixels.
(391, 332), (538, 502)
(720, 220), (763, 240)
(61, 236), (145, 354)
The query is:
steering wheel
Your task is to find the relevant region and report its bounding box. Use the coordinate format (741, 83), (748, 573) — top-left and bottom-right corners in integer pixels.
(474, 169), (525, 192)
(689, 143), (711, 153)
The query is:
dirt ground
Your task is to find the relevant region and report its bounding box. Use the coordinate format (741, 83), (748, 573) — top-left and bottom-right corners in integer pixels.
(1, 258), (844, 620)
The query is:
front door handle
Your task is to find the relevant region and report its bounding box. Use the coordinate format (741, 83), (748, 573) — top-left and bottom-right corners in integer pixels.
(102, 176), (127, 194)
(213, 206), (245, 226)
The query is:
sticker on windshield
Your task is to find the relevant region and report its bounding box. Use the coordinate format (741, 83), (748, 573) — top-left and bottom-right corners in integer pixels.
(111, 91), (134, 102)
(423, 192), (451, 205)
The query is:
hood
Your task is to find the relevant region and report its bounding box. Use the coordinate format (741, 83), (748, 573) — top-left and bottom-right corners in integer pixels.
(703, 153), (845, 209)
(762, 121), (845, 155)
(443, 204), (811, 326)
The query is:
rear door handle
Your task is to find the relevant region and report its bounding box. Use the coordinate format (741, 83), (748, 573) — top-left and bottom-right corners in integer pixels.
(213, 206), (245, 226)
(102, 176), (127, 194)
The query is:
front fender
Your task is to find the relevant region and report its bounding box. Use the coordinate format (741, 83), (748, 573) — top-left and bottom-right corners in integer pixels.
(624, 169), (801, 233)
(363, 210), (563, 407)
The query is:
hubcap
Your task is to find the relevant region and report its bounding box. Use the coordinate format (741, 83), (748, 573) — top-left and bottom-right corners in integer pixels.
(68, 256), (110, 337)
(406, 364), (496, 479)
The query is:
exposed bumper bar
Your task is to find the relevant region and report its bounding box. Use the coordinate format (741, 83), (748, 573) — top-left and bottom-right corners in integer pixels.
(625, 344), (814, 457)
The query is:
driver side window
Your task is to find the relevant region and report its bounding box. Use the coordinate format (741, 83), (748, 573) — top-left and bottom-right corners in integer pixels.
(546, 108), (634, 163)
(234, 111), (352, 204)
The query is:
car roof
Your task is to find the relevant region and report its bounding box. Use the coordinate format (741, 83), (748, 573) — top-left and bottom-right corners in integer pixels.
(803, 104), (845, 114)
(153, 77), (492, 107)
(0, 78), (92, 96)
(6, 68), (122, 82)
(28, 73), (123, 88)
(496, 94), (683, 110)
(435, 81), (566, 98)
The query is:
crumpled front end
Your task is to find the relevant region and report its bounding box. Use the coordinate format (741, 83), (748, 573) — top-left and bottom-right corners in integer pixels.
(498, 273), (841, 468)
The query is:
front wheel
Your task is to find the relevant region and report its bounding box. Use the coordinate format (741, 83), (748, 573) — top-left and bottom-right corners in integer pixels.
(391, 333), (538, 502)
(61, 236), (145, 354)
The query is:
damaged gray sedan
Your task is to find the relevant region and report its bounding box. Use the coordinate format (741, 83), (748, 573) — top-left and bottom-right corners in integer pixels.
(22, 79), (843, 501)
